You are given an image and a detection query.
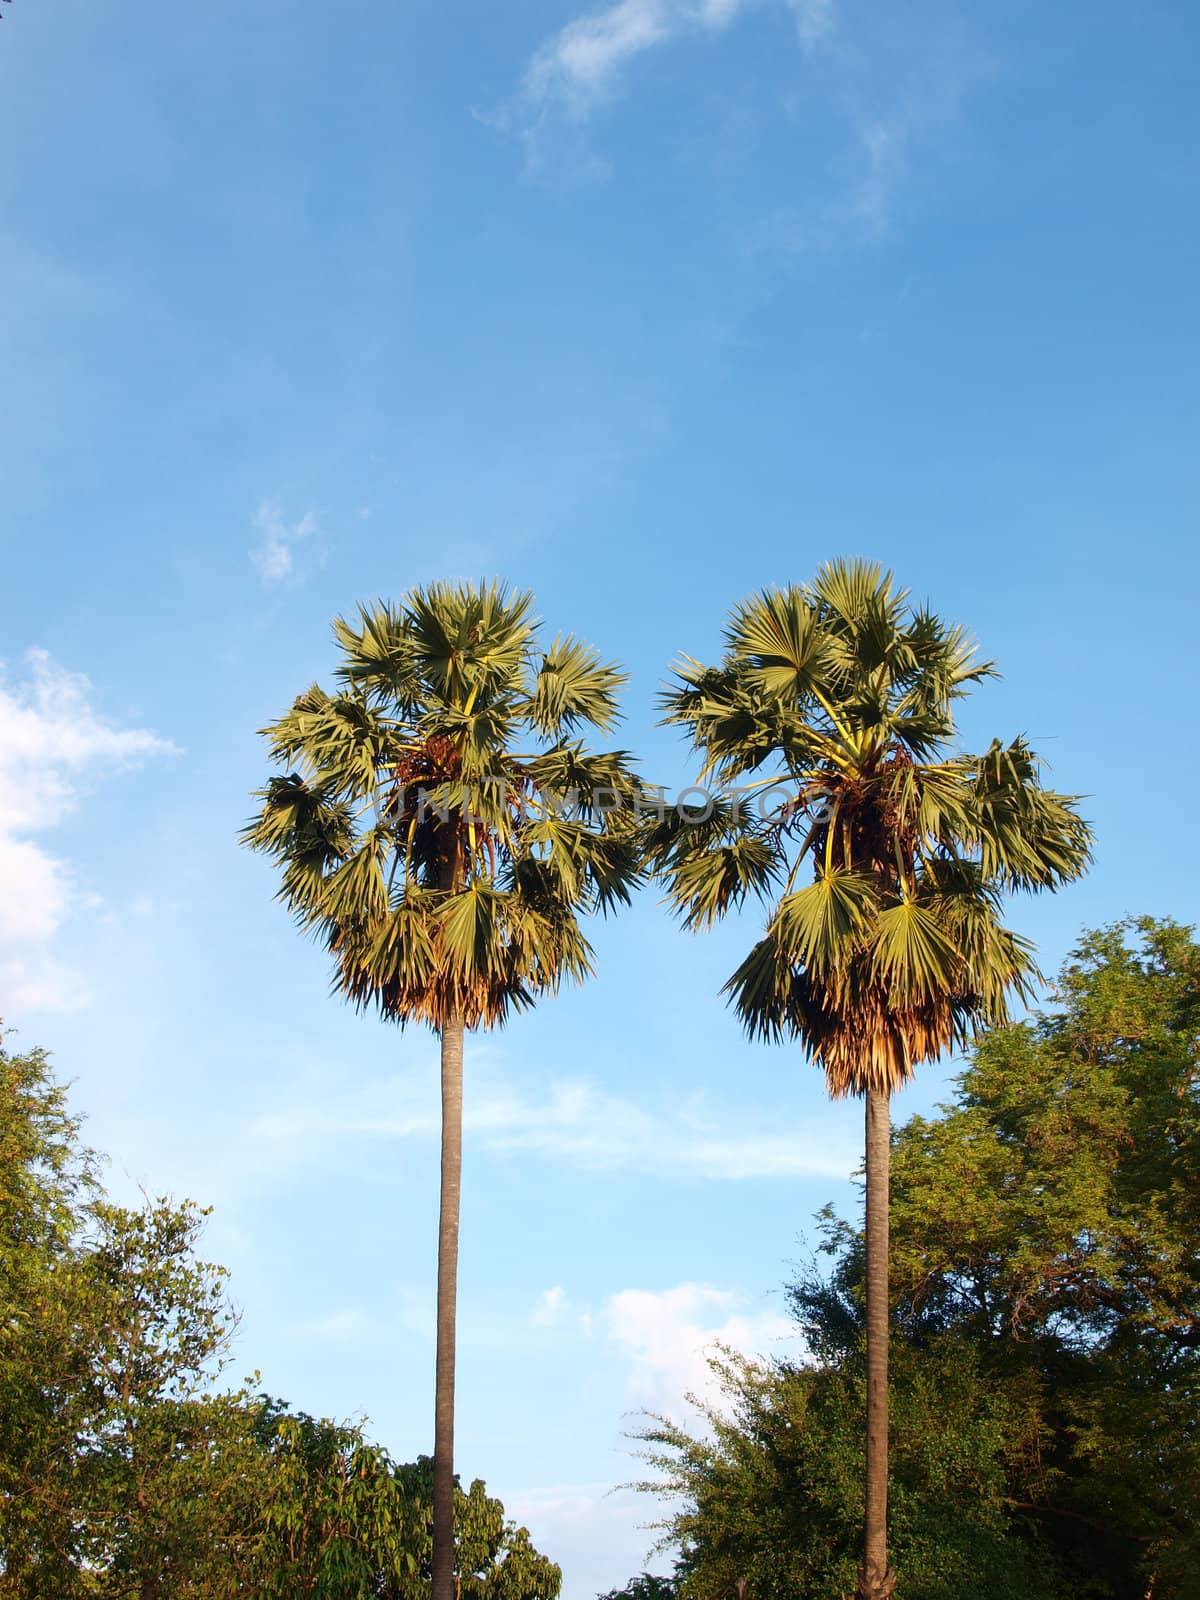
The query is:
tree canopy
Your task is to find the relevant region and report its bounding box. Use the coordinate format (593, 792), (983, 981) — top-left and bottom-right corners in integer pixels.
(0, 1036), (561, 1599)
(243, 582), (643, 1031)
(633, 919), (1200, 1600)
(650, 559), (1091, 1096)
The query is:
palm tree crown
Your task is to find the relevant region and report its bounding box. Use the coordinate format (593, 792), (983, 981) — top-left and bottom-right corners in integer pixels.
(650, 559), (1093, 1096)
(243, 581), (642, 1026)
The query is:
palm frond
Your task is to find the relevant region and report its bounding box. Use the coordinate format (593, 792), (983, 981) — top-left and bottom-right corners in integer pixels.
(405, 581), (536, 709)
(772, 871), (878, 975)
(725, 588), (836, 703)
(655, 567), (1093, 1096)
(245, 582), (640, 1033)
(869, 901), (963, 1003)
(332, 603), (419, 704)
(667, 838), (782, 930)
(971, 739), (1093, 890)
(526, 635), (627, 735)
(724, 933), (794, 1044)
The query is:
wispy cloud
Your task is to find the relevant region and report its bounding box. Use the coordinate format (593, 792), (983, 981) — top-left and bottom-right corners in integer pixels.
(607, 1281), (793, 1418)
(251, 498), (319, 587)
(531, 1284), (596, 1336)
(516, 0), (835, 123)
(0, 650), (177, 1013)
(528, 0), (723, 115)
(254, 1062), (859, 1184)
(503, 0), (985, 242)
(508, 1280), (793, 1585)
(504, 1483), (654, 1598)
(789, 0), (835, 49)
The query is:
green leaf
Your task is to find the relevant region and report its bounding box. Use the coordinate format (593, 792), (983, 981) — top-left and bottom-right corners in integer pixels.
(772, 871), (878, 974)
(869, 901), (961, 1001)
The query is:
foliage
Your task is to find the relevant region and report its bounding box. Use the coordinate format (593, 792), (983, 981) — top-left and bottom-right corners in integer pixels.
(69, 1198), (247, 1596)
(633, 920), (1200, 1599)
(650, 559), (1092, 1095)
(242, 1406), (419, 1597)
(242, 582), (643, 1030)
(387, 1457), (561, 1600)
(882, 916), (1200, 1597)
(636, 1342), (1057, 1600)
(235, 1420), (559, 1599)
(0, 1040), (100, 1594)
(597, 1574), (678, 1600)
(887, 916), (1200, 1346)
(0, 1037), (560, 1599)
(0, 1051), (257, 1599)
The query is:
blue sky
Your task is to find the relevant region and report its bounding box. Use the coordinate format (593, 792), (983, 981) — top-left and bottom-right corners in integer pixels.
(2, 0), (1198, 1592)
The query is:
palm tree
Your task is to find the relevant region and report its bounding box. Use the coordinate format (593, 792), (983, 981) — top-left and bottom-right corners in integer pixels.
(648, 560), (1092, 1600)
(243, 582), (641, 1600)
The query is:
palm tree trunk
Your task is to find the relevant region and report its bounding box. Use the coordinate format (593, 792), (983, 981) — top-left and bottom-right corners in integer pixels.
(431, 1014), (465, 1600)
(858, 1085), (896, 1600)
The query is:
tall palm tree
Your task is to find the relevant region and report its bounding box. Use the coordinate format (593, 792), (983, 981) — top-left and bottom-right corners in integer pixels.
(648, 560), (1091, 1600)
(243, 582), (641, 1600)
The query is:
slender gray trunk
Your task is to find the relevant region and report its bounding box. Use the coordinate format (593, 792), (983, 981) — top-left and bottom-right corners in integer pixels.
(431, 1015), (464, 1600)
(858, 1085), (896, 1600)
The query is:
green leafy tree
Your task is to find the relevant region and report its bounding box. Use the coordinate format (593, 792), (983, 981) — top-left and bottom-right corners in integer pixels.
(70, 1198), (247, 1598)
(597, 1574), (678, 1600)
(0, 1039), (562, 1598)
(650, 560), (1091, 1598)
(0, 1037), (100, 1592)
(882, 916), (1200, 1595)
(0, 1038), (262, 1597)
(388, 1457), (561, 1600)
(637, 919), (1199, 1600)
(235, 1423), (561, 1599)
(238, 1407), (420, 1596)
(635, 1341), (1056, 1600)
(243, 582), (641, 1600)
(0, 1104), (255, 1595)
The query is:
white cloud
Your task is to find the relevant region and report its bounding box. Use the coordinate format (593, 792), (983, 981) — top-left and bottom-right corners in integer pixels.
(0, 650), (177, 1013)
(519, 0), (767, 119)
(607, 1281), (793, 1419)
(531, 1284), (595, 1336)
(297, 1306), (388, 1345)
(506, 0), (985, 243)
(0, 834), (68, 946)
(533, 1285), (569, 1325)
(835, 11), (992, 238)
(254, 1062), (859, 1184)
(0, 951), (84, 1015)
(505, 1483), (656, 1599)
(293, 1286), (435, 1347)
(251, 498), (319, 586)
(514, 0), (836, 126)
(509, 1282), (793, 1587)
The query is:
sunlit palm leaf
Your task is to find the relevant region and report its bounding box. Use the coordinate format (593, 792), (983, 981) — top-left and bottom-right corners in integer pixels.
(868, 902), (962, 1004)
(667, 839), (782, 931)
(772, 871), (878, 976)
(527, 635), (626, 735)
(658, 562), (1092, 1096)
(245, 582), (642, 1031)
(726, 588), (836, 702)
